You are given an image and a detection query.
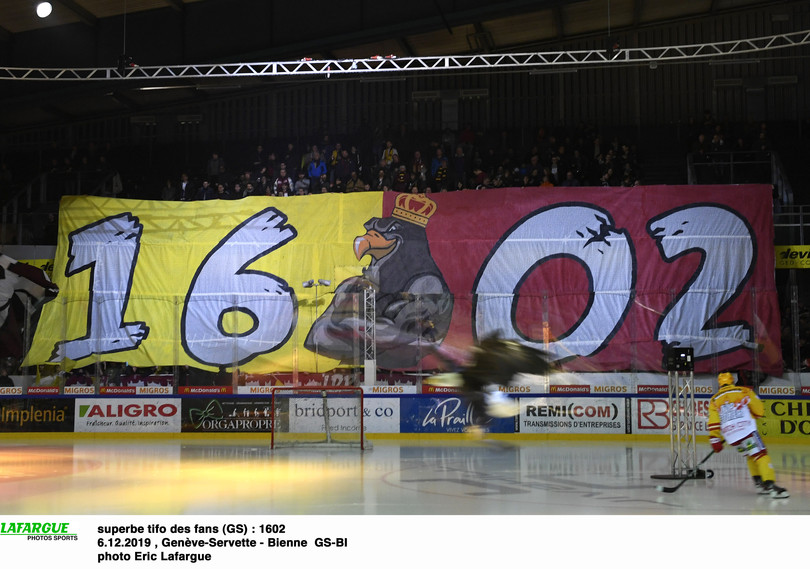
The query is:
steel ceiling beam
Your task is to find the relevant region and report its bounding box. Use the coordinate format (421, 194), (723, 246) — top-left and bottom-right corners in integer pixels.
(163, 0), (186, 12)
(52, 0), (98, 27)
(0, 28), (808, 81)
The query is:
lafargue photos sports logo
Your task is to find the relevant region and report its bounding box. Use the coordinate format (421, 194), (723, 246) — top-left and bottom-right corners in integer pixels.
(1, 522), (77, 541)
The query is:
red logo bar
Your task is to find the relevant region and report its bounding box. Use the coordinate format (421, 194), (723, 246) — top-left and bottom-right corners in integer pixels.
(549, 385), (590, 394)
(178, 386), (233, 394)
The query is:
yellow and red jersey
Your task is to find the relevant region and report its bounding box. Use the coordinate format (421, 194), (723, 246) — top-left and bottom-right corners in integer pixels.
(707, 384), (764, 444)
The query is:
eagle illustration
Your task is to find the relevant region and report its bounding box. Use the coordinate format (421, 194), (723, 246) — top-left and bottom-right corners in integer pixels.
(304, 193), (453, 369)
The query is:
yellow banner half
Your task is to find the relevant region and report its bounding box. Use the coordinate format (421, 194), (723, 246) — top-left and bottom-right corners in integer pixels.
(25, 194), (382, 372)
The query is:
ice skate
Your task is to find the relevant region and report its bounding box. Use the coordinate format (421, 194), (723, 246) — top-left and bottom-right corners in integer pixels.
(761, 481), (789, 499)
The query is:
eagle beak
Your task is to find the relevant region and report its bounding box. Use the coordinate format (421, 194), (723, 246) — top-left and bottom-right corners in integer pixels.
(354, 230), (396, 260)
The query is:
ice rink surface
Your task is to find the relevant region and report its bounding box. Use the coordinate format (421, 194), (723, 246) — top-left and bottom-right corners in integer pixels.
(1, 437), (808, 515)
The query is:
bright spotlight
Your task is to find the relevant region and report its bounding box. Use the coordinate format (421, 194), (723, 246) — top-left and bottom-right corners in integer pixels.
(36, 2), (53, 18)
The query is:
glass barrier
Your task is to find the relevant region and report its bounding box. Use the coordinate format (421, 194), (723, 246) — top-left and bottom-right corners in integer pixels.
(9, 285), (807, 395)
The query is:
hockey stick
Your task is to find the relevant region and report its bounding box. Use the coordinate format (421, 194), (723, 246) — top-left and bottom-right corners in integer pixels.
(655, 450), (715, 494)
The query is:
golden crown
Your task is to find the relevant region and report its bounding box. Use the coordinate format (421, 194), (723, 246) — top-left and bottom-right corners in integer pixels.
(392, 193), (437, 227)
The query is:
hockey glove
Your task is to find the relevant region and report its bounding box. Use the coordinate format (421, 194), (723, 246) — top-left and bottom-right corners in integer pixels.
(710, 437), (724, 453)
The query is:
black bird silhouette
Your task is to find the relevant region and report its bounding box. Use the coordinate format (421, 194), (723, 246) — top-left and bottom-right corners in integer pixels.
(428, 336), (556, 423)
(305, 208), (453, 369)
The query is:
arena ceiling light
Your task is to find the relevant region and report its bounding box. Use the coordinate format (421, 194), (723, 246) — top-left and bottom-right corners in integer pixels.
(36, 2), (52, 19)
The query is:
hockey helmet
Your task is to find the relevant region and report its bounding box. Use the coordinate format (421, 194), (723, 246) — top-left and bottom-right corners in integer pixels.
(717, 372), (735, 387)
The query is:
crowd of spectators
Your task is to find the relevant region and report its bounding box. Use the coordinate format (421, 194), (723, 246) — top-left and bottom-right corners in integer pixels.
(686, 111), (775, 184)
(157, 123), (644, 202)
(782, 301), (810, 373)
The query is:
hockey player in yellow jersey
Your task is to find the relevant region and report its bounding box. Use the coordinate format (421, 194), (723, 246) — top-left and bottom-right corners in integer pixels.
(707, 372), (789, 499)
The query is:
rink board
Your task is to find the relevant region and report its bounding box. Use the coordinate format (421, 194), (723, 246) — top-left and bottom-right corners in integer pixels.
(1, 393), (809, 442)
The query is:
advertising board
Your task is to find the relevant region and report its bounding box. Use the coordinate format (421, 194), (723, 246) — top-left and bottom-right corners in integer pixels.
(631, 398), (710, 436)
(0, 398), (74, 432)
(400, 396), (514, 434)
(518, 397), (627, 434)
(74, 398), (181, 433)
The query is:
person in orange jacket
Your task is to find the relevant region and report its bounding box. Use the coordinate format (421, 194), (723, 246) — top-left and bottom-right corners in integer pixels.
(707, 372), (789, 499)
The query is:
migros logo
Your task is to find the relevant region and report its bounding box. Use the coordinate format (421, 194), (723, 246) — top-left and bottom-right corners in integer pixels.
(78, 403), (178, 418)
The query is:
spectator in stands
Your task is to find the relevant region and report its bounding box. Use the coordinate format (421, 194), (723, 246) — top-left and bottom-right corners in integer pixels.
(161, 179), (178, 201)
(433, 158), (450, 191)
(329, 142), (342, 171)
(320, 134), (333, 162)
(300, 144), (318, 172)
(755, 131), (772, 156)
(381, 140), (398, 167)
(262, 151), (277, 180)
(207, 152), (225, 184)
(311, 173), (329, 194)
(410, 150), (427, 190)
(528, 168), (543, 187)
(195, 180), (216, 200)
(555, 144), (571, 176)
(272, 167), (294, 196)
(348, 145), (362, 177)
(178, 173), (194, 201)
(282, 143), (298, 174)
(470, 166), (486, 188)
(215, 183), (233, 199)
(390, 153), (404, 176)
(451, 146), (467, 188)
(345, 171), (364, 193)
(559, 170), (581, 187)
(375, 157), (392, 180)
(691, 133), (710, 157)
(392, 165), (410, 193)
(501, 167), (516, 188)
(0, 365), (14, 388)
(477, 176), (493, 190)
(252, 145), (265, 174)
(294, 171), (311, 195)
(549, 156), (562, 184)
(256, 174), (271, 196)
(430, 148), (444, 179)
(334, 149), (355, 184)
(370, 168), (391, 192)
(459, 123), (476, 155)
(307, 152), (328, 188)
(243, 182), (261, 198)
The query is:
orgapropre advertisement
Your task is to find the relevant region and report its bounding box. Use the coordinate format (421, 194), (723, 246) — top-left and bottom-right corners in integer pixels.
(182, 398), (273, 433)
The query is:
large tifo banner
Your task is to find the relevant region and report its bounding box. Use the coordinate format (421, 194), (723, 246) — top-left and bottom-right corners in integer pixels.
(25, 185), (781, 375)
